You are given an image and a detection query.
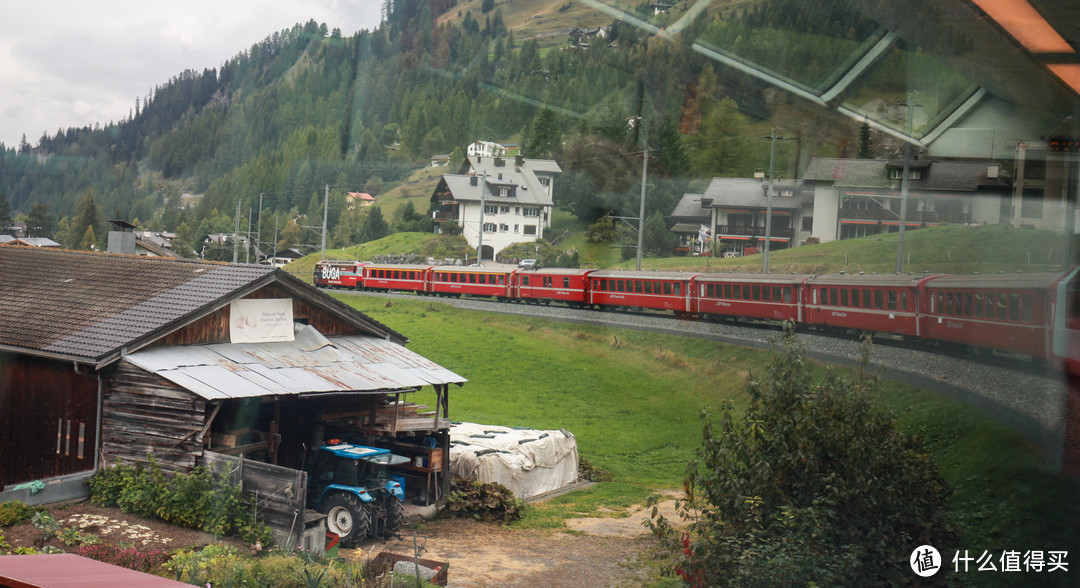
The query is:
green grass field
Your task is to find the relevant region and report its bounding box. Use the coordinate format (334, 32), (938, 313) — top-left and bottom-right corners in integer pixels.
(335, 294), (1080, 567)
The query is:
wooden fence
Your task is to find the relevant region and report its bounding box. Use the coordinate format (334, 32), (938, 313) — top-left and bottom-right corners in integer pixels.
(202, 451), (308, 547)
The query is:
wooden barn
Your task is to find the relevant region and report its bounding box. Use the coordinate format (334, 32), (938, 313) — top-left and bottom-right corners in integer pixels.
(0, 247), (463, 508)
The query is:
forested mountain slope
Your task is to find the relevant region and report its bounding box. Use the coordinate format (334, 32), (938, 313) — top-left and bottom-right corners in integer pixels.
(0, 0), (873, 256)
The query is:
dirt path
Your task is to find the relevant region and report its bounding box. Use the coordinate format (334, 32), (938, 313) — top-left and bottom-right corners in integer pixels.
(343, 499), (684, 587)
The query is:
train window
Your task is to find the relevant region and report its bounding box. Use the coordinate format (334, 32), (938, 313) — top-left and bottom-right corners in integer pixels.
(850, 289), (859, 308)
(664, 282), (672, 296)
(733, 285), (742, 300)
(636, 281), (643, 294)
(997, 293), (1008, 320)
(564, 277), (570, 288)
(1023, 294), (1033, 323)
(704, 284), (711, 298)
(547, 277), (554, 288)
(743, 285), (751, 299)
(840, 288), (848, 307)
(964, 293), (973, 317)
(752, 285), (761, 300)
(617, 280), (625, 293)
(875, 290), (884, 309)
(1010, 294), (1021, 322)
(901, 291), (908, 311)
(724, 284), (732, 298)
(523, 276), (530, 286)
(599, 279), (606, 291)
(887, 291), (897, 311)
(784, 288), (792, 304)
(974, 293), (983, 316)
(763, 286), (771, 302)
(648, 281), (656, 294)
(862, 289), (871, 308)
(946, 293), (954, 315)
(674, 283), (681, 296)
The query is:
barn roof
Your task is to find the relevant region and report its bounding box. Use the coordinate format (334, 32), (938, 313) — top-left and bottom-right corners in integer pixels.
(0, 247), (406, 367)
(125, 324), (466, 400)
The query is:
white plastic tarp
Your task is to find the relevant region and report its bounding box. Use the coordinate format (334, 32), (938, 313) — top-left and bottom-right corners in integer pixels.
(448, 422), (579, 500)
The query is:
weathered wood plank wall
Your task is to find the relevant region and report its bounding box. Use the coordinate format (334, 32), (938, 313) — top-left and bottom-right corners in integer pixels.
(101, 361), (205, 473)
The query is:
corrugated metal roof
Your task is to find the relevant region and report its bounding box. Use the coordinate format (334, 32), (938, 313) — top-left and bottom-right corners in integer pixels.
(126, 325), (466, 401)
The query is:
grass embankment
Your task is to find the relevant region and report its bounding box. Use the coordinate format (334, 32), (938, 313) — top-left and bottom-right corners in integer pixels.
(337, 295), (1080, 564)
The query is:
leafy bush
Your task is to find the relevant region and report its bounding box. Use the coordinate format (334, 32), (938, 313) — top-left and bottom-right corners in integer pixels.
(88, 457), (273, 545)
(443, 480), (525, 523)
(650, 326), (955, 586)
(30, 511), (60, 544)
(77, 542), (170, 574)
(0, 500), (41, 527)
(166, 545), (384, 587)
(578, 457), (613, 483)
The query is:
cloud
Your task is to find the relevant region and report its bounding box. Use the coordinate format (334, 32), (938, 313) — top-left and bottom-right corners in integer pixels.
(0, 0), (382, 147)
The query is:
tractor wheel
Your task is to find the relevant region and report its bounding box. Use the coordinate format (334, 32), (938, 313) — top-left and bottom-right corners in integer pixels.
(385, 498), (404, 535)
(323, 493), (371, 547)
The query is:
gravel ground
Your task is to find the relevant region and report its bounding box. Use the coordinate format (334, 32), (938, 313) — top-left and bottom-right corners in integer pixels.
(342, 289), (1068, 463)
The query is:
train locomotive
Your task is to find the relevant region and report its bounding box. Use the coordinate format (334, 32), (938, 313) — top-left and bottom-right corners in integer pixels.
(314, 259), (1080, 370)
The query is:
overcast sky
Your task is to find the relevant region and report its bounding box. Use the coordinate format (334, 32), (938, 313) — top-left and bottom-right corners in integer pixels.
(0, 1), (383, 149)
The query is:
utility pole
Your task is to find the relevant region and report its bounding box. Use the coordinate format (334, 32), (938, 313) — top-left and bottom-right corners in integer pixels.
(637, 148), (648, 271)
(233, 199), (241, 263)
(246, 206), (253, 264)
(256, 193), (263, 265)
(477, 172), (487, 264)
(896, 94), (919, 275)
(321, 184), (329, 260)
(762, 129), (797, 274)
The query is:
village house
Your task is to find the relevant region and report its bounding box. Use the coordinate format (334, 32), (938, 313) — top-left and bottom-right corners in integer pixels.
(431, 154), (561, 261)
(0, 248), (463, 524)
(345, 192), (376, 210)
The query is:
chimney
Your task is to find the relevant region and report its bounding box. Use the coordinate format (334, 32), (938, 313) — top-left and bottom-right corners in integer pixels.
(470, 176), (478, 186)
(516, 155), (524, 167)
(494, 157), (505, 167)
(987, 164), (1000, 179)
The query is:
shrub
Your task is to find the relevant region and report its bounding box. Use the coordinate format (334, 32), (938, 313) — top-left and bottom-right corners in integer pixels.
(650, 326), (955, 586)
(0, 501), (41, 527)
(443, 480), (525, 523)
(88, 457), (273, 545)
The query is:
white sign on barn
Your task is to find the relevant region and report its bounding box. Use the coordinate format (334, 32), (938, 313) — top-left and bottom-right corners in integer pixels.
(230, 299), (294, 343)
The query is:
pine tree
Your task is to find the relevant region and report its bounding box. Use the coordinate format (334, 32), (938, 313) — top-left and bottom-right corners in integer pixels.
(78, 226), (98, 251)
(0, 192), (12, 232)
(359, 206), (389, 242)
(858, 121), (873, 158)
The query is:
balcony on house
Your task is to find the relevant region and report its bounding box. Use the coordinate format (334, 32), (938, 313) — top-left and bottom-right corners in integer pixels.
(433, 205), (460, 222)
(838, 207), (970, 224)
(714, 224), (794, 239)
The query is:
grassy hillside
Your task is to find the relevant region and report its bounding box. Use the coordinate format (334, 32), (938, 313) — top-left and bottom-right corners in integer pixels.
(336, 294), (1080, 576)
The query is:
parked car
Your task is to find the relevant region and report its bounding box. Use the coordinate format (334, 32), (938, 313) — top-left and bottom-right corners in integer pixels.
(518, 258), (539, 270)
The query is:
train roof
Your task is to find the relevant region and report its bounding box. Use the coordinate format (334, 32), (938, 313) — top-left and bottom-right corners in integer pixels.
(432, 265), (512, 273)
(805, 273), (937, 286)
(589, 270), (699, 280)
(517, 268), (594, 276)
(316, 259), (366, 265)
(923, 272), (1064, 290)
(696, 273), (814, 285)
(365, 263), (434, 270)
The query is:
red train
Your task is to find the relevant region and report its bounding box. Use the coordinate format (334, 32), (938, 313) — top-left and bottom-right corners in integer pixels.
(314, 260), (1080, 369)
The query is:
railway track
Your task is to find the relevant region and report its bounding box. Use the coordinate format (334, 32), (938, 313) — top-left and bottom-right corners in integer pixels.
(332, 288), (1067, 463)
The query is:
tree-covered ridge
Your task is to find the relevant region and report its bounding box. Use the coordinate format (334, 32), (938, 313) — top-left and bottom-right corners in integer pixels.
(0, 0), (866, 254)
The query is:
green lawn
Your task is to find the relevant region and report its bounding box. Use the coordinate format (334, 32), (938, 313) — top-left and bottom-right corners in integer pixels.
(335, 294), (1080, 564)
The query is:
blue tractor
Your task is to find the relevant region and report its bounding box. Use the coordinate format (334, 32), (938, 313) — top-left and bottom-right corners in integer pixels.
(305, 444), (410, 546)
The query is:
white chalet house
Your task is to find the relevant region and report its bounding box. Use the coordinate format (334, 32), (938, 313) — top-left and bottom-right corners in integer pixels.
(466, 141), (506, 159)
(431, 155), (561, 260)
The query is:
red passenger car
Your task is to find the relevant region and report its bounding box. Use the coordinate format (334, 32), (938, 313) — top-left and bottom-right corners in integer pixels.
(511, 268), (593, 306)
(694, 274), (812, 322)
(314, 259), (367, 289)
(363, 264), (431, 294)
(803, 273), (935, 337)
(921, 272), (1059, 357)
(430, 267), (512, 298)
(587, 271), (697, 313)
